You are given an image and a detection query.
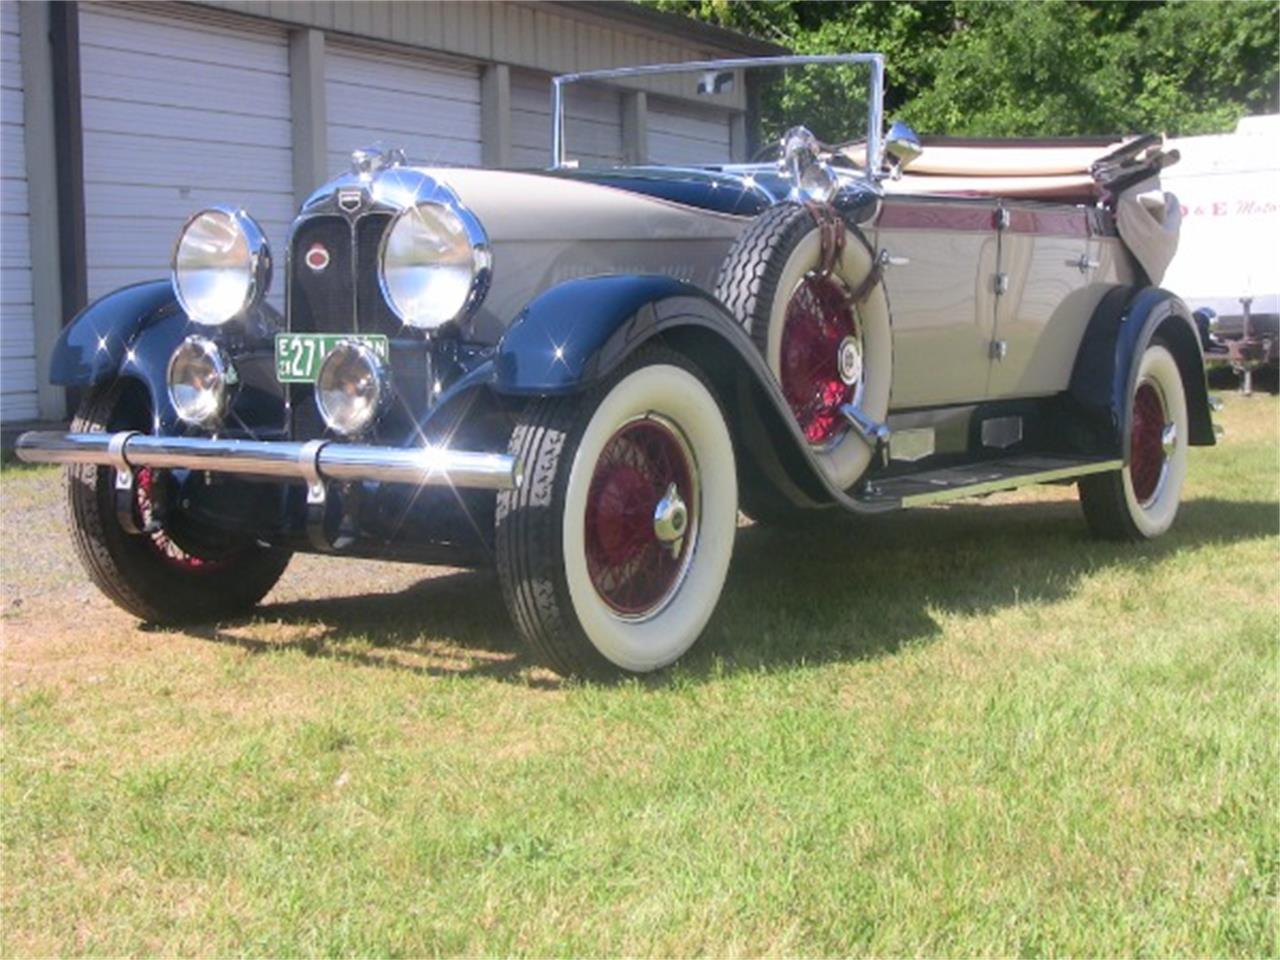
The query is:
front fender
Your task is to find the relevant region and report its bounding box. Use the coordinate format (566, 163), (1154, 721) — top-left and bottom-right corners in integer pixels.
(1070, 285), (1215, 461)
(50, 279), (284, 433)
(492, 274), (896, 514)
(50, 280), (180, 387)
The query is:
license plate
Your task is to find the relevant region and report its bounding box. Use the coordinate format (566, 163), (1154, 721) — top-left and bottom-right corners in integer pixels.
(274, 334), (390, 383)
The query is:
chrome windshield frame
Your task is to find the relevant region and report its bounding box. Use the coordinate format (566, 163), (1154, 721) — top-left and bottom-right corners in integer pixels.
(550, 53), (886, 178)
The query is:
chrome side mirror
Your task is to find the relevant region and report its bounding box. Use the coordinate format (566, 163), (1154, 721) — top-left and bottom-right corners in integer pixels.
(883, 120), (923, 178)
(697, 70), (735, 95)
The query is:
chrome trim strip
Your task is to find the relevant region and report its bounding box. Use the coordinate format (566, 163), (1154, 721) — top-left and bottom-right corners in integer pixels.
(901, 459), (1122, 508)
(15, 432), (521, 492)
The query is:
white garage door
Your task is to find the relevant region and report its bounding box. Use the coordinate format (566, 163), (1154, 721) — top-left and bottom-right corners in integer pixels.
(511, 69), (622, 169)
(1, 2), (36, 421)
(79, 5), (294, 308)
(648, 98), (733, 166)
(327, 43), (481, 174)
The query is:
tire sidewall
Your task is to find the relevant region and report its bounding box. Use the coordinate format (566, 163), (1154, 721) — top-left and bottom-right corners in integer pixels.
(561, 363), (737, 672)
(762, 227), (892, 490)
(1122, 344), (1189, 537)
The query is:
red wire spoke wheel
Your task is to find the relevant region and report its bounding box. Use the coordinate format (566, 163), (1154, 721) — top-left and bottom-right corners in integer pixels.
(1128, 381), (1167, 505)
(779, 274), (860, 445)
(584, 417), (696, 618)
(133, 468), (226, 573)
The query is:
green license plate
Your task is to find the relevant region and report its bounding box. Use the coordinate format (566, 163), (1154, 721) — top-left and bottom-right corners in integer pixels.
(274, 333), (390, 383)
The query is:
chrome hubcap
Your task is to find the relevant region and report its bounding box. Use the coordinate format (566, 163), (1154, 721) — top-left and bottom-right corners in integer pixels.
(1161, 422), (1178, 458)
(652, 482), (688, 558)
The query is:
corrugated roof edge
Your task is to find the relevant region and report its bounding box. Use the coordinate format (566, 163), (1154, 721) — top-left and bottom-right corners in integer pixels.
(559, 1), (790, 57)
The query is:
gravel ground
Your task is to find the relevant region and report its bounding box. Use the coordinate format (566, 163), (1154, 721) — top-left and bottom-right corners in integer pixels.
(0, 464), (511, 691)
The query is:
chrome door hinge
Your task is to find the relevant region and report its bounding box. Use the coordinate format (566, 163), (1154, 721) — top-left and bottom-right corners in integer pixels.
(989, 339), (1008, 361)
(993, 272), (1009, 295)
(877, 249), (909, 268)
(1066, 253), (1100, 274)
(994, 207), (1010, 230)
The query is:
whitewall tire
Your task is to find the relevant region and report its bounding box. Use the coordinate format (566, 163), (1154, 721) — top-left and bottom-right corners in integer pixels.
(496, 348), (737, 678)
(1079, 342), (1189, 540)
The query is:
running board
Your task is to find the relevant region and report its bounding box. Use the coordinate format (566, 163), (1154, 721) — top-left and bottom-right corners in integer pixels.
(857, 455), (1122, 508)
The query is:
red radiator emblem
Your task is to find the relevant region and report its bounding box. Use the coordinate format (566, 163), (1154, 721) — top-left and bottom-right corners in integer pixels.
(305, 243), (331, 272)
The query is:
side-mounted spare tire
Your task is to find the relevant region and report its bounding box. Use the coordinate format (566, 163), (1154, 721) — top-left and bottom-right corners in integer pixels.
(715, 202), (892, 493)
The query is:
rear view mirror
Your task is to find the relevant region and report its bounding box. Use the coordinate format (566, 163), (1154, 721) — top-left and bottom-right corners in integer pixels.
(697, 70), (735, 95)
(884, 120), (923, 177)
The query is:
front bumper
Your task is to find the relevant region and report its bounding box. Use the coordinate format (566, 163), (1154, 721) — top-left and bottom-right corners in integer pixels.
(14, 431), (522, 492)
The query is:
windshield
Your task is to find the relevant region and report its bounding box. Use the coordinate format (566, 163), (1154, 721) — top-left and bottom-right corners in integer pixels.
(551, 54), (884, 174)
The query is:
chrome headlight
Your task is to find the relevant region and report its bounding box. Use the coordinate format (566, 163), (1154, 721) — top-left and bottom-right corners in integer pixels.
(378, 201), (490, 330)
(167, 336), (236, 427)
(315, 340), (390, 437)
(171, 207), (271, 326)
(780, 125), (838, 205)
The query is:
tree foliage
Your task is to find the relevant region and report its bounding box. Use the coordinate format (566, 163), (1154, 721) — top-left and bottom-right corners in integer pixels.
(650, 0), (1279, 137)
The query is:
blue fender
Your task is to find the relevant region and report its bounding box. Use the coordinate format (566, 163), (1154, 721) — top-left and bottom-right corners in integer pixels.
(50, 280), (180, 387)
(50, 279), (285, 433)
(1069, 285), (1215, 460)
(491, 273), (896, 514)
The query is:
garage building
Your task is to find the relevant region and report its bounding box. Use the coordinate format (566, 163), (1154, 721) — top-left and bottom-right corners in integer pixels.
(0, 0), (777, 425)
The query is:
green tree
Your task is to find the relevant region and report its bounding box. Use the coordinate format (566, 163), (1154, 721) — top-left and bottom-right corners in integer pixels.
(650, 0), (1279, 137)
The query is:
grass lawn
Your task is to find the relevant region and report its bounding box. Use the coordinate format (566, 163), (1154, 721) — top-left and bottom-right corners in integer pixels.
(1, 392), (1276, 957)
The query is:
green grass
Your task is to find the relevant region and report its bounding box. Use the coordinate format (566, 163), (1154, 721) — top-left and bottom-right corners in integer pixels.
(2, 394), (1277, 957)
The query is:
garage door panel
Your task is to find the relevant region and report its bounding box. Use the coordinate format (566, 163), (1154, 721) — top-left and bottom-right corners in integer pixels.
(79, 7), (288, 74)
(326, 44), (482, 176)
(84, 132), (292, 191)
(0, 1), (35, 420)
(81, 7), (293, 311)
(85, 184), (295, 225)
(327, 86), (482, 139)
(80, 48), (290, 118)
(511, 69), (622, 167)
(326, 49), (480, 102)
(1, 30), (20, 90)
(648, 99), (732, 165)
(1, 266), (32, 306)
(83, 97), (292, 149)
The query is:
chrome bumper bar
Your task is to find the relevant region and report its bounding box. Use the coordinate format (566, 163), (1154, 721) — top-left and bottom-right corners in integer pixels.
(14, 431), (522, 491)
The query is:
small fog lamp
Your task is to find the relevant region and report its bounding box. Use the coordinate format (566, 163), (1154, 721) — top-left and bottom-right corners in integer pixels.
(167, 336), (236, 427)
(315, 341), (390, 437)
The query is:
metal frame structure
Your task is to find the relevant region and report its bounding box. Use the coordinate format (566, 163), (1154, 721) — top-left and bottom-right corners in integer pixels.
(550, 53), (886, 173)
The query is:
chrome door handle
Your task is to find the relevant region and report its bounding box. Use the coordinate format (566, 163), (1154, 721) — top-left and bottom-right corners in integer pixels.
(877, 249), (909, 267)
(1067, 254), (1100, 273)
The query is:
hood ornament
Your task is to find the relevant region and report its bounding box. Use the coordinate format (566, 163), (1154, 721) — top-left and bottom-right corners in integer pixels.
(350, 143), (407, 182)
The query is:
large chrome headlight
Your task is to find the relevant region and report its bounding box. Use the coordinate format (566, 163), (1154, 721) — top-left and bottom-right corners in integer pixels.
(167, 336), (236, 427)
(171, 207), (271, 326)
(378, 201), (490, 331)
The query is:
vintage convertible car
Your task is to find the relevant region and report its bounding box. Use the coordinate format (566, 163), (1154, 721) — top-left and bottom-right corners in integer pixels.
(17, 54), (1215, 678)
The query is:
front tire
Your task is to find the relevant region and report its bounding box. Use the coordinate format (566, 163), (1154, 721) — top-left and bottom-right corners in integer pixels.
(1079, 342), (1190, 540)
(66, 382), (291, 623)
(495, 349), (737, 678)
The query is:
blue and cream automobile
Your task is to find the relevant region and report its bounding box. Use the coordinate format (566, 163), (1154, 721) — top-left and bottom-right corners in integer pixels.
(17, 54), (1215, 678)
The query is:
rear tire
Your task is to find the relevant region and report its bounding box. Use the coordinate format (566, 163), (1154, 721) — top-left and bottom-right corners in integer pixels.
(66, 382), (291, 623)
(495, 348), (737, 679)
(1079, 342), (1189, 540)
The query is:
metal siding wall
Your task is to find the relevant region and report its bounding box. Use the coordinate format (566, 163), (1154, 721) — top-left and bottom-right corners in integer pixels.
(647, 97), (733, 165)
(0, 2), (35, 420)
(510, 68), (622, 168)
(325, 42), (482, 173)
(79, 5), (294, 308)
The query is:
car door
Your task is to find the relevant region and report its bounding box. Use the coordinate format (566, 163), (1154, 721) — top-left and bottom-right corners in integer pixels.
(873, 197), (1000, 409)
(986, 204), (1104, 399)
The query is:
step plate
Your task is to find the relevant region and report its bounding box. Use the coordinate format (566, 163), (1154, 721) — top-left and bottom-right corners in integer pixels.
(860, 455), (1122, 508)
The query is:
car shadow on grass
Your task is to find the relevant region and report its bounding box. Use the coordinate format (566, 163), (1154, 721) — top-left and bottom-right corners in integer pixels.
(179, 496), (1277, 686)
